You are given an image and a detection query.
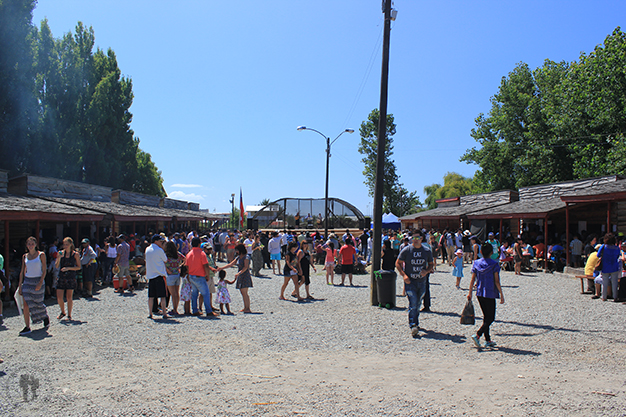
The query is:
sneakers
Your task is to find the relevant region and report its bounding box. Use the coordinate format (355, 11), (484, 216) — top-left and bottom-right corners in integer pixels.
(485, 341), (497, 348)
(411, 326), (420, 338)
(19, 327), (32, 336)
(471, 334), (481, 347)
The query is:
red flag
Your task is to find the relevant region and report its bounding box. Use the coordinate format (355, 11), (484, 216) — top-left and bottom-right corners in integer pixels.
(239, 188), (244, 228)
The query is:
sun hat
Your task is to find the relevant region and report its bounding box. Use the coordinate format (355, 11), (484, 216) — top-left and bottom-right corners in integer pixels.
(455, 249), (463, 255)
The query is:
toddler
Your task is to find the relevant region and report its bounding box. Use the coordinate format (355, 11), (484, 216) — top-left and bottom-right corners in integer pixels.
(452, 248), (464, 289)
(216, 270), (235, 315)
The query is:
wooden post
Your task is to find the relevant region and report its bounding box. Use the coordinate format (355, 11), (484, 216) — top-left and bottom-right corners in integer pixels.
(133, 221), (136, 235)
(607, 202), (611, 235)
(565, 203), (570, 267)
(543, 214), (548, 272)
(499, 218), (503, 241)
(35, 219), (40, 246)
(438, 219), (441, 230)
(75, 221), (79, 244)
(4, 220), (9, 279)
(96, 221), (100, 245)
(145, 221), (148, 235)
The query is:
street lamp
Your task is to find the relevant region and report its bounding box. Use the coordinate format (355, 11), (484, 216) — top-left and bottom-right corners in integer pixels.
(229, 193), (235, 229)
(297, 126), (354, 238)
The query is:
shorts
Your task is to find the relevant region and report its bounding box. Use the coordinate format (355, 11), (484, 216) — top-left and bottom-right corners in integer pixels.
(166, 274), (180, 286)
(214, 244), (222, 253)
(116, 265), (131, 278)
(148, 276), (167, 298)
(270, 253), (281, 261)
(594, 276), (603, 285)
(208, 276), (216, 293)
(341, 264), (354, 274)
(325, 261), (335, 269)
(284, 269), (298, 277)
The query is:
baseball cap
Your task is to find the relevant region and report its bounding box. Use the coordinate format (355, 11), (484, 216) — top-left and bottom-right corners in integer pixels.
(81, 238), (90, 244)
(151, 234), (163, 243)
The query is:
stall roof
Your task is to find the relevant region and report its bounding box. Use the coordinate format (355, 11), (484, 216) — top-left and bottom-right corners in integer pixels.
(0, 193), (104, 221)
(560, 179), (626, 203)
(400, 201), (511, 221)
(41, 197), (173, 222)
(468, 197), (566, 219)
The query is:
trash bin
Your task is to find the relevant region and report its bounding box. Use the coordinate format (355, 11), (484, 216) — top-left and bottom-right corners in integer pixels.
(375, 270), (397, 309)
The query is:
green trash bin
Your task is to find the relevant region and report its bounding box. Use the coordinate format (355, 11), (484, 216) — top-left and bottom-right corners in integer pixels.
(375, 270), (397, 309)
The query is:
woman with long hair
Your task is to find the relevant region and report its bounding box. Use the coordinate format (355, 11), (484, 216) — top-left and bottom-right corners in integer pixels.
(280, 242), (303, 301)
(221, 244), (253, 313)
(18, 237), (49, 335)
(164, 240), (185, 315)
(55, 237), (81, 320)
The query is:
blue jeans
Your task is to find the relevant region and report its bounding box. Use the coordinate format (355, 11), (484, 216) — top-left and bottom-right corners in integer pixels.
(405, 279), (427, 328)
(189, 275), (211, 314)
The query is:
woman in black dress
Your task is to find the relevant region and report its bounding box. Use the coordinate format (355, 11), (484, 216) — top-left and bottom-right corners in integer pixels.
(222, 244), (253, 313)
(55, 237), (81, 320)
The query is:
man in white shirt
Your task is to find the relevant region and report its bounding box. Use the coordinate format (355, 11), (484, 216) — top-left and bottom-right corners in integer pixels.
(243, 233), (254, 255)
(145, 235), (169, 319)
(268, 232), (283, 275)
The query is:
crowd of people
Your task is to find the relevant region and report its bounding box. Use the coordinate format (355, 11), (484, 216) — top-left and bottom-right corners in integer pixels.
(3, 225), (624, 347)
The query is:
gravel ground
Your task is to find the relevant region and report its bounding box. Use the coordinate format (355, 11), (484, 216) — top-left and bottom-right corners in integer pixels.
(0, 260), (625, 416)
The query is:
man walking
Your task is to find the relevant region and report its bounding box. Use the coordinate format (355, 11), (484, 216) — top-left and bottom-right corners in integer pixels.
(145, 235), (169, 319)
(396, 230), (434, 338)
(486, 232), (500, 261)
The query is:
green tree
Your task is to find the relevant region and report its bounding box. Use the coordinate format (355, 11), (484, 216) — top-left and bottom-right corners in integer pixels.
(424, 173), (474, 209)
(259, 198), (271, 206)
(358, 109), (422, 216)
(0, 0), (38, 173)
(462, 27), (626, 191)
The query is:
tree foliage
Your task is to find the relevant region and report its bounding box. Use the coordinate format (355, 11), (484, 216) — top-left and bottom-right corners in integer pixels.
(0, 1), (164, 196)
(424, 172), (474, 210)
(358, 109), (422, 216)
(462, 27), (626, 192)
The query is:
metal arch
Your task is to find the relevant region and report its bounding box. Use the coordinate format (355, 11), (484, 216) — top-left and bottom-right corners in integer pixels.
(252, 197), (364, 220)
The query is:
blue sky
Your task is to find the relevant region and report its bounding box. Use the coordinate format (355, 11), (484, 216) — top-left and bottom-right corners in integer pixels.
(33, 0), (625, 215)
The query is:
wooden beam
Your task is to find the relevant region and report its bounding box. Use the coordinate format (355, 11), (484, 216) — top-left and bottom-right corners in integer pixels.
(566, 203), (570, 267)
(4, 220), (9, 279)
(561, 192), (626, 203)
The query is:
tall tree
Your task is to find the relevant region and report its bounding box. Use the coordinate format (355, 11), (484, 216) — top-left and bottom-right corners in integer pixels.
(358, 109), (421, 216)
(424, 172), (474, 210)
(0, 0), (38, 173)
(462, 27), (626, 192)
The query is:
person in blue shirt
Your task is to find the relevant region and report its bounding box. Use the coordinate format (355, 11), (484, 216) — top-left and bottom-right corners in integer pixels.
(467, 243), (505, 348)
(597, 233), (622, 302)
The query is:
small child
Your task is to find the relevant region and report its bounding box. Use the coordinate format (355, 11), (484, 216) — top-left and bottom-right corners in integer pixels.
(452, 249), (464, 289)
(216, 270), (235, 315)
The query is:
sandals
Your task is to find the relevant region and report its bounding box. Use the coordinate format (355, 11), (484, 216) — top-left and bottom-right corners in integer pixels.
(57, 313), (66, 320)
(279, 296), (286, 300)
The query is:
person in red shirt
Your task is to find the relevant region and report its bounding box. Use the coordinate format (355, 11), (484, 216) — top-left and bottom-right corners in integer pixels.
(185, 237), (218, 316)
(339, 238), (357, 286)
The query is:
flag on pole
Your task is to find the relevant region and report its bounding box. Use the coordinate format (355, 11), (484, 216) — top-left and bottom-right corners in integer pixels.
(239, 188), (245, 229)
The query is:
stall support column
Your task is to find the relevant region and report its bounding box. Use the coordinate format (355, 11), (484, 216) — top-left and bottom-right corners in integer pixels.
(565, 203), (570, 267)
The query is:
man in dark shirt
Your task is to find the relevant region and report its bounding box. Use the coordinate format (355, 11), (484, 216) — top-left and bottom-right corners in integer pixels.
(396, 229), (434, 338)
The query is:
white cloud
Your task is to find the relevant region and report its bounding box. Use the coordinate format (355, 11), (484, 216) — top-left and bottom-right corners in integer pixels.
(170, 183), (202, 188)
(168, 191), (205, 202)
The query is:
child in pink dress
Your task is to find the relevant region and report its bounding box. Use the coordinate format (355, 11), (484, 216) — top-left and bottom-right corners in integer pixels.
(216, 270), (235, 315)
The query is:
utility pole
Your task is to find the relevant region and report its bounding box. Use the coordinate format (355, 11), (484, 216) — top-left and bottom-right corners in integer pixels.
(371, 0), (393, 306)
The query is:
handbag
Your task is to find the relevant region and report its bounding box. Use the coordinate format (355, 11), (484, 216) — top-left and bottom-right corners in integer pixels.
(14, 289), (24, 316)
(460, 299), (475, 325)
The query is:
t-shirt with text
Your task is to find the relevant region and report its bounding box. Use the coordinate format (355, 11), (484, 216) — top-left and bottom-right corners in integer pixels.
(397, 244), (433, 281)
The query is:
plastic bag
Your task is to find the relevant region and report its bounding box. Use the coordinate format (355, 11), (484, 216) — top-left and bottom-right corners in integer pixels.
(460, 299), (475, 325)
(14, 289), (24, 316)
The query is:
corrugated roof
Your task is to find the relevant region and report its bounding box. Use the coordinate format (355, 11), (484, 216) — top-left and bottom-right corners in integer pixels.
(468, 197), (566, 218)
(400, 201), (511, 220)
(0, 193), (104, 218)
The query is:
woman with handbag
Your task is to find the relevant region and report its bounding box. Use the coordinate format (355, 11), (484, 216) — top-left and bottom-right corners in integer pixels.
(18, 237), (50, 335)
(467, 243), (504, 348)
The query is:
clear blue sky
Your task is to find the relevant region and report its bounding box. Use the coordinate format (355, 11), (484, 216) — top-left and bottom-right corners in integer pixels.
(33, 0), (625, 215)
